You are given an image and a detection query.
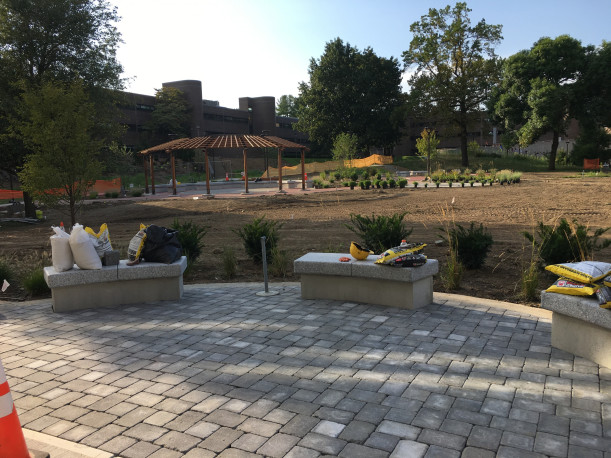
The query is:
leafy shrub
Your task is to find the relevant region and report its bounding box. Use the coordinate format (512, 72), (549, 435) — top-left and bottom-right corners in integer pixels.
(448, 222), (494, 269)
(349, 181), (357, 189)
(350, 172), (359, 181)
(23, 268), (50, 296)
(523, 218), (610, 265)
(334, 172), (341, 181)
(111, 191), (119, 198)
(104, 191), (112, 198)
(171, 218), (208, 261)
(88, 191), (98, 200)
(234, 216), (282, 263)
(346, 212), (412, 254)
(342, 181), (349, 187)
(131, 190), (143, 197)
(398, 179), (407, 188)
(388, 179), (396, 188)
(222, 246), (237, 279)
(413, 181), (418, 188)
(320, 171), (327, 181)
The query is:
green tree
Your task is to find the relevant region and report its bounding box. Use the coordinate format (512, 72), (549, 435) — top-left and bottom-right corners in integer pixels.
(403, 2), (503, 168)
(0, 0), (123, 216)
(500, 131), (518, 155)
(491, 35), (586, 170)
(331, 132), (359, 167)
(276, 95), (298, 117)
(147, 86), (191, 140)
(295, 38), (403, 153)
(17, 81), (103, 226)
(415, 128), (440, 176)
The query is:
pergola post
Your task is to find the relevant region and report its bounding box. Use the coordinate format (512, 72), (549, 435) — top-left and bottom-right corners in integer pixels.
(301, 148), (306, 191)
(150, 154), (156, 195)
(143, 156), (149, 194)
(204, 148), (211, 195)
(243, 148), (249, 194)
(170, 150), (177, 195)
(277, 147), (284, 192)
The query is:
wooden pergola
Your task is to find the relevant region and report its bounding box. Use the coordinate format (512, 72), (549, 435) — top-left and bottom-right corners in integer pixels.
(138, 135), (309, 196)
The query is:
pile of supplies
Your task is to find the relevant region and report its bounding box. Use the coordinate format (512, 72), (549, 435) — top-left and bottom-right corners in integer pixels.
(50, 222), (182, 272)
(545, 260), (611, 309)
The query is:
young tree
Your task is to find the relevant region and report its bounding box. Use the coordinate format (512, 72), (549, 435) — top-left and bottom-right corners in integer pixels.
(295, 38), (403, 153)
(276, 95), (298, 117)
(17, 81), (103, 226)
(332, 132), (359, 168)
(0, 0), (123, 216)
(491, 35), (586, 170)
(403, 2), (503, 167)
(415, 128), (440, 176)
(147, 86), (191, 140)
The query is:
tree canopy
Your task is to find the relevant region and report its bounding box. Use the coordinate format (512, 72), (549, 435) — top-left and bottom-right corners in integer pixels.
(294, 38), (403, 154)
(490, 35), (586, 170)
(17, 81), (103, 226)
(276, 95), (299, 117)
(147, 86), (191, 140)
(403, 2), (502, 167)
(0, 0), (124, 215)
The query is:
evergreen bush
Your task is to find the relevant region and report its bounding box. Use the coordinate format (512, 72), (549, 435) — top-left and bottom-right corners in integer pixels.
(234, 216), (282, 263)
(346, 212), (412, 254)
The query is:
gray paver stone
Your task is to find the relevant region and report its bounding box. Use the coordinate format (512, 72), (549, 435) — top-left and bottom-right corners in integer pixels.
(533, 431), (568, 457)
(423, 444), (460, 457)
(154, 430), (201, 452)
(390, 440), (428, 458)
(198, 426), (243, 453)
(467, 426), (502, 450)
(418, 428), (466, 451)
(339, 443), (389, 458)
(257, 433), (301, 458)
(461, 446), (496, 458)
(298, 432), (347, 455)
(377, 420), (421, 440)
(338, 420), (376, 443)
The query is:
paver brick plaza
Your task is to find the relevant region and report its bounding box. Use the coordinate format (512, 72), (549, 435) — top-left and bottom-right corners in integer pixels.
(1, 283), (610, 457)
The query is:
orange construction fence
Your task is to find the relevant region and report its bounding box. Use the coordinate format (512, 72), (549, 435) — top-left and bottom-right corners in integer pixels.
(0, 190), (23, 200)
(261, 154), (393, 179)
(0, 178), (121, 200)
(583, 158), (599, 170)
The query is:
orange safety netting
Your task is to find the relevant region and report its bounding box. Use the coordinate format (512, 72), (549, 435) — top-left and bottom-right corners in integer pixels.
(583, 158), (600, 170)
(261, 154), (393, 178)
(0, 190), (23, 199)
(0, 179), (121, 200)
(90, 178), (122, 194)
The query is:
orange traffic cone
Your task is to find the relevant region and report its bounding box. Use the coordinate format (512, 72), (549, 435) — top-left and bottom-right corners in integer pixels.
(0, 358), (30, 458)
(225, 172), (229, 181)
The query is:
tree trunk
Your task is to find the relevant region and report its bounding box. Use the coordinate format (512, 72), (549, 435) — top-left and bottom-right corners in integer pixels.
(460, 103), (469, 168)
(548, 131), (559, 171)
(23, 191), (36, 218)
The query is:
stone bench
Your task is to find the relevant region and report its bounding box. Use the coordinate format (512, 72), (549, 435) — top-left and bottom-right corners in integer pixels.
(44, 257), (187, 312)
(294, 252), (438, 309)
(541, 291), (611, 369)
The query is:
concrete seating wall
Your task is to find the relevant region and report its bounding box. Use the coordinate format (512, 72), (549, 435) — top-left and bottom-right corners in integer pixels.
(294, 252), (438, 309)
(541, 291), (611, 369)
(44, 257), (187, 312)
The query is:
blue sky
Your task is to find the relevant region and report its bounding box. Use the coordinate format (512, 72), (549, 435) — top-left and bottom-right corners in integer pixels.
(110, 0), (611, 108)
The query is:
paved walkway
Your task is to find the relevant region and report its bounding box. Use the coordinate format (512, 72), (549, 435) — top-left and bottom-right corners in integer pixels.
(1, 284), (609, 458)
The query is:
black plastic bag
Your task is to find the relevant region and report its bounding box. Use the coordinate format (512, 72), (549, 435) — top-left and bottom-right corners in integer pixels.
(141, 225), (183, 264)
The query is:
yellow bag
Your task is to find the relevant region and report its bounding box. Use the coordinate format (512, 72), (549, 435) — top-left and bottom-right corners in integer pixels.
(85, 223), (113, 256)
(604, 275), (611, 287)
(545, 261), (611, 284)
(127, 223), (148, 262)
(546, 277), (598, 296)
(597, 286), (611, 309)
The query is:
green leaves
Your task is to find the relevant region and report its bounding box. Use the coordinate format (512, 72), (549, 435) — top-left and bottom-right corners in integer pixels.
(234, 216), (283, 264)
(345, 213), (412, 255)
(295, 38), (403, 153)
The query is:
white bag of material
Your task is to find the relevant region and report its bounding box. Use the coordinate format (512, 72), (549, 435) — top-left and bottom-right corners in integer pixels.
(69, 223), (102, 270)
(50, 235), (74, 272)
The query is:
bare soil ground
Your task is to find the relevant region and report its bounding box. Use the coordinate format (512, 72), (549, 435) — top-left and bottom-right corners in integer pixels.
(1, 173), (610, 306)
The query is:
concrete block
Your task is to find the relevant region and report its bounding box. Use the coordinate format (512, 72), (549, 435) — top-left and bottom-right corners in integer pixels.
(541, 292), (611, 369)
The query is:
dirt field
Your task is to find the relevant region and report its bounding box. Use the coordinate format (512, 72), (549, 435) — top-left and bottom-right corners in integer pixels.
(1, 172), (610, 306)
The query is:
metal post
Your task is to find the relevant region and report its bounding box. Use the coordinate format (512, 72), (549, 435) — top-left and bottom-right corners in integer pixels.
(261, 236), (269, 293)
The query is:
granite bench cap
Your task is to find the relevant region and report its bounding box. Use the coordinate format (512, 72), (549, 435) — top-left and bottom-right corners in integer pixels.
(541, 291), (611, 331)
(44, 256), (187, 288)
(294, 252), (438, 282)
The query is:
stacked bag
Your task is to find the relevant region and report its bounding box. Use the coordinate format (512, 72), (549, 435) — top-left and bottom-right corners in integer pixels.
(545, 261), (611, 309)
(50, 223), (114, 272)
